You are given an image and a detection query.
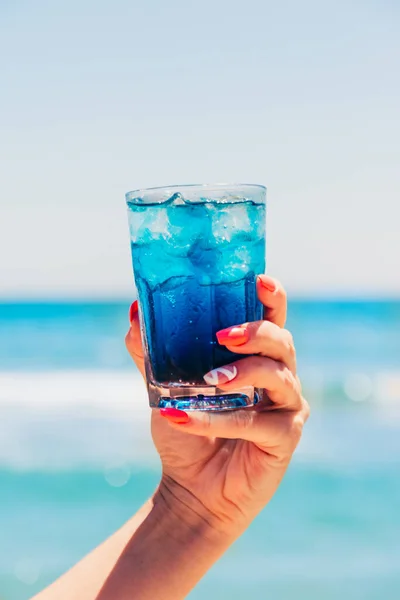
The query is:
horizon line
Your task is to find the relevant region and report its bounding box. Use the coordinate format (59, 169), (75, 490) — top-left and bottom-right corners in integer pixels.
(1, 294), (400, 304)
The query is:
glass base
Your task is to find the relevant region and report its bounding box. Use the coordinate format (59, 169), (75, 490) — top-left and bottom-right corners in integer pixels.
(148, 382), (260, 411)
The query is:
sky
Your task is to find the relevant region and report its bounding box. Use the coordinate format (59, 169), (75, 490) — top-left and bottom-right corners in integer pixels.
(0, 0), (399, 298)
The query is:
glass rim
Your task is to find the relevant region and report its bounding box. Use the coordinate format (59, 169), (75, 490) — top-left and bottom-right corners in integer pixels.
(125, 183), (266, 205)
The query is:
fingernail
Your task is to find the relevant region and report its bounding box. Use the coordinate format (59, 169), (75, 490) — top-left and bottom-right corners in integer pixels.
(160, 407), (190, 424)
(257, 275), (276, 292)
(203, 365), (238, 386)
(129, 300), (138, 324)
(216, 326), (249, 346)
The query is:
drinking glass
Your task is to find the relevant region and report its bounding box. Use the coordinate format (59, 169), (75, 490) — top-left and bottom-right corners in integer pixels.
(126, 183), (266, 411)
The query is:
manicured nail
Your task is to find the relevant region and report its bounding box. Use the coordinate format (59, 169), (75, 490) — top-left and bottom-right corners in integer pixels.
(257, 275), (276, 292)
(216, 326), (249, 346)
(129, 300), (138, 324)
(160, 408), (190, 424)
(203, 365), (238, 386)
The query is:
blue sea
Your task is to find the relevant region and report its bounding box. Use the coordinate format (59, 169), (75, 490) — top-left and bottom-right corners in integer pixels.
(1, 300), (400, 600)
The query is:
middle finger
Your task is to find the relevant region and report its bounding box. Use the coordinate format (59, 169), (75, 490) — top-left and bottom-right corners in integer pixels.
(216, 321), (297, 374)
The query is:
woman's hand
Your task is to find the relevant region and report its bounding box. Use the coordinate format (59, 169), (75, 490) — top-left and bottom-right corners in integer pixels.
(126, 275), (309, 539)
(33, 275), (309, 600)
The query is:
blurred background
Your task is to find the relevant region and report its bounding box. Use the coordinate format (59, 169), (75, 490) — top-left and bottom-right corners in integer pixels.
(1, 1), (400, 599)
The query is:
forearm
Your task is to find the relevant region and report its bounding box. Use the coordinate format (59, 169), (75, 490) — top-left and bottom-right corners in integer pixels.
(32, 499), (155, 600)
(97, 481), (234, 600)
(33, 483), (235, 600)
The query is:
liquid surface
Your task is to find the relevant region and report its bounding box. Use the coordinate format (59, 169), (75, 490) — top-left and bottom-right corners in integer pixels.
(128, 198), (266, 383)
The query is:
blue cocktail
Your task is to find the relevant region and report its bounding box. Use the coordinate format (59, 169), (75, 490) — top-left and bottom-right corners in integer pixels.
(126, 184), (266, 410)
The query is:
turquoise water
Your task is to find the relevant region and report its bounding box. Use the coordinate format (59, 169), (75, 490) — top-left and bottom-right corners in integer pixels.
(1, 300), (400, 599)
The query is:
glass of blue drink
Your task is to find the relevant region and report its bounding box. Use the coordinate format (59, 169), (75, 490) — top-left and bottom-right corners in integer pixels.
(126, 184), (266, 411)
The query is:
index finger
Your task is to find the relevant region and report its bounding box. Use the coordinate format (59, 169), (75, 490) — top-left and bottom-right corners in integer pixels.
(257, 275), (287, 328)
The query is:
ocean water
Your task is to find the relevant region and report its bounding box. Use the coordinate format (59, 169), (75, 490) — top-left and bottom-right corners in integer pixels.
(0, 300), (400, 600)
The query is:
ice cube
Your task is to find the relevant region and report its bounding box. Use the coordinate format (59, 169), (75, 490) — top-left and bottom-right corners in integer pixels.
(131, 238), (193, 287)
(216, 244), (249, 283)
(167, 203), (209, 232)
(165, 203), (212, 257)
(128, 208), (146, 244)
(250, 203), (266, 240)
(128, 206), (169, 245)
(211, 203), (252, 244)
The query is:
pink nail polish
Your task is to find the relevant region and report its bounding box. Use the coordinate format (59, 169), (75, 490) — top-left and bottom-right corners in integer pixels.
(160, 408), (190, 424)
(129, 300), (138, 324)
(216, 326), (249, 347)
(257, 275), (276, 292)
(203, 365), (238, 386)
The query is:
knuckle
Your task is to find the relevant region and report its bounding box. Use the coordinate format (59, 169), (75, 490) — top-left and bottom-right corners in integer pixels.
(283, 329), (294, 346)
(288, 414), (304, 446)
(276, 287), (287, 308)
(302, 398), (311, 422)
(280, 365), (297, 391)
(275, 415), (303, 462)
(275, 284), (287, 303)
(283, 330), (296, 360)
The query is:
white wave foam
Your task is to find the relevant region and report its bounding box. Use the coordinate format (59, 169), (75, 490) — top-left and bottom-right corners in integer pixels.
(2, 369), (400, 411)
(0, 370), (147, 415)
(1, 369), (399, 471)
(0, 370), (159, 470)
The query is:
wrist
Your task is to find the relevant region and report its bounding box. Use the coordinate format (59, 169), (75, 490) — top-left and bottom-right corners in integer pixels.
(153, 476), (239, 546)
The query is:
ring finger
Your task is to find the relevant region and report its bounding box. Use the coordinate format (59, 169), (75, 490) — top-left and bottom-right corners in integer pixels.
(203, 355), (302, 412)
